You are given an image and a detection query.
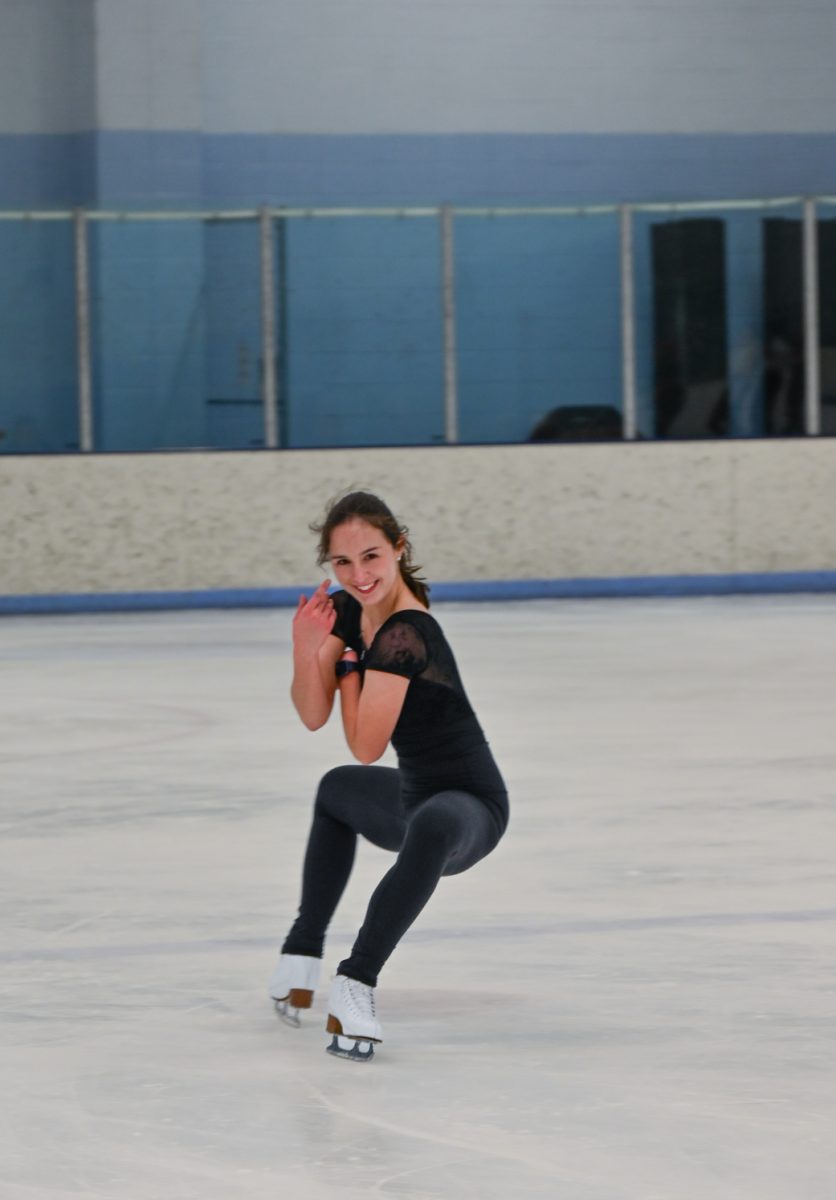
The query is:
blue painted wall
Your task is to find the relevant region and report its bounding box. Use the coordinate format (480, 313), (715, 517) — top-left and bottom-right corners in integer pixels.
(2, 0), (836, 452)
(284, 217), (445, 447)
(0, 220), (78, 452)
(203, 220), (263, 449)
(455, 214), (623, 442)
(90, 220), (207, 451)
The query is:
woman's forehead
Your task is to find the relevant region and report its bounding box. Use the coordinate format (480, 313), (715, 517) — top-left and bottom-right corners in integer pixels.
(329, 518), (383, 553)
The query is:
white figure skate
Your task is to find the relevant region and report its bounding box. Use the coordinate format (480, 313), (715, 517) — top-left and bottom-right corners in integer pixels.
(269, 954), (320, 1027)
(326, 974), (382, 1062)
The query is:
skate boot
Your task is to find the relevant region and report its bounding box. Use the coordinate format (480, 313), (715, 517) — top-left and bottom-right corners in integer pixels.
(269, 954), (320, 1027)
(326, 974), (382, 1062)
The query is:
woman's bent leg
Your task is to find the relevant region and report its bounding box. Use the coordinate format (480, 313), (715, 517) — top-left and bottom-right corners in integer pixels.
(337, 791), (502, 987)
(281, 765), (405, 958)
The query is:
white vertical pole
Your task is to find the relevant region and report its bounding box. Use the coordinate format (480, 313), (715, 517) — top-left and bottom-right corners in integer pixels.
(440, 204), (459, 443)
(620, 204), (638, 440)
(74, 208), (94, 452)
(260, 206), (279, 448)
(802, 197), (821, 436)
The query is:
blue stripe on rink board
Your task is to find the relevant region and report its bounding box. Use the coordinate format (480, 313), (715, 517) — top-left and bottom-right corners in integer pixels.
(2, 572), (836, 615)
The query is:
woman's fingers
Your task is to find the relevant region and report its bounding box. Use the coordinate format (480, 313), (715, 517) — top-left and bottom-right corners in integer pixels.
(293, 582), (334, 628)
(314, 582), (335, 616)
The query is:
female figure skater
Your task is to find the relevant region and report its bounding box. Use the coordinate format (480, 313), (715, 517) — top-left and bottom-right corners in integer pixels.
(269, 492), (508, 1061)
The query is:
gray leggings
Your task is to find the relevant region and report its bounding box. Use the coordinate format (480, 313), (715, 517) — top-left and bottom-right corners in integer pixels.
(282, 763), (506, 987)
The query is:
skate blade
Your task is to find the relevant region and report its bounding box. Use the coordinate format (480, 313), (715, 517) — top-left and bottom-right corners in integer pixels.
(273, 987), (314, 1028)
(274, 1000), (302, 1028)
(326, 1034), (375, 1062)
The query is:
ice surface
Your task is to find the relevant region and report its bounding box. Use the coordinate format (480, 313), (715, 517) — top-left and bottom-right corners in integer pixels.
(1, 597), (835, 1199)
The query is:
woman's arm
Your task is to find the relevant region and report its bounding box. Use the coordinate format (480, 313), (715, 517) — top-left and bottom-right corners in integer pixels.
(290, 581), (344, 730)
(337, 658), (409, 764)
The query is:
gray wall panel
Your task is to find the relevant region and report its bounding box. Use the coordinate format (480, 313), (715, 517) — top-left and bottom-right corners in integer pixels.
(201, 0), (836, 135)
(5, 1), (834, 137)
(0, 0), (95, 134)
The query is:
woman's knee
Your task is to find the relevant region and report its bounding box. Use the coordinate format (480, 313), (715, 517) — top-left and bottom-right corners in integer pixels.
(314, 765), (363, 817)
(404, 798), (463, 858)
(407, 793), (499, 875)
(313, 766), (402, 834)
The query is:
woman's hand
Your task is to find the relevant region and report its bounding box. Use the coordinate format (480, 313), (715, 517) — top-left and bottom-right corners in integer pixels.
(292, 579), (337, 660)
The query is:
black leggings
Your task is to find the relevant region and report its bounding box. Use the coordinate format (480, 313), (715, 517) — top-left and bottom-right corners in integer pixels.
(282, 764), (506, 987)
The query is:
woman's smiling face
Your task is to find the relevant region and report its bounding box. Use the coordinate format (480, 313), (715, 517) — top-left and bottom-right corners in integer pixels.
(328, 518), (403, 607)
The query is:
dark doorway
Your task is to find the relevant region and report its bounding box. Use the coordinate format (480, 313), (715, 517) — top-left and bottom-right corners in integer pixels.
(763, 217), (836, 436)
(651, 219), (729, 438)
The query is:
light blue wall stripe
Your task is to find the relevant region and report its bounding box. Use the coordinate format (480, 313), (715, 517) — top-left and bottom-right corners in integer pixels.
(0, 133), (96, 207)
(205, 133), (836, 206)
(3, 573), (836, 615)
(4, 132), (836, 209)
(203, 133), (836, 207)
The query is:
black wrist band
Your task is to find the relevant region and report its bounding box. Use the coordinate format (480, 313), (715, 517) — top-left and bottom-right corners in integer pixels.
(335, 659), (361, 678)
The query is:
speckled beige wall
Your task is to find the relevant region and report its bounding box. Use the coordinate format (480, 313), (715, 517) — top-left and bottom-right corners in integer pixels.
(732, 440), (836, 572)
(2, 440), (835, 596)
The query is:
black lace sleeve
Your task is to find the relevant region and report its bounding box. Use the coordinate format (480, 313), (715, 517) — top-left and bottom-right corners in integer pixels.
(364, 615), (429, 679)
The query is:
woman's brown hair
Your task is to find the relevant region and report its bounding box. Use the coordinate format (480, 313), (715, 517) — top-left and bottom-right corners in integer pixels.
(311, 491), (430, 608)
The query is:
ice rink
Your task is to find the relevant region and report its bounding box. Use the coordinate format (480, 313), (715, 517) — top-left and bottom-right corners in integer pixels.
(2, 595), (835, 1199)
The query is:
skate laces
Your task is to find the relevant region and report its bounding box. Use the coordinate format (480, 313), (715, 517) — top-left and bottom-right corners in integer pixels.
(344, 976), (375, 1019)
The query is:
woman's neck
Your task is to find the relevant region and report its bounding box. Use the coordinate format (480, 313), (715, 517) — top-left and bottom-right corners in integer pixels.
(360, 581), (421, 641)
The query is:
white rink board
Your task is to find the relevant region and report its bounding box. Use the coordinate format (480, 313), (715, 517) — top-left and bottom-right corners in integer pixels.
(1, 596), (835, 1199)
(3, 439), (836, 598)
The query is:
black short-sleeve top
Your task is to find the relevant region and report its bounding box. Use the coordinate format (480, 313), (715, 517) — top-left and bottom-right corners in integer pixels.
(330, 590), (487, 764)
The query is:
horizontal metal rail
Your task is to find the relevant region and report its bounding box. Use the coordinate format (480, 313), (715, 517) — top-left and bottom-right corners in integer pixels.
(0, 195), (818, 222)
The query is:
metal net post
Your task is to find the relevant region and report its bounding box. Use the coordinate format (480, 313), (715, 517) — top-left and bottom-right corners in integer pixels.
(802, 198), (821, 436)
(620, 205), (637, 440)
(260, 207), (279, 448)
(74, 209), (94, 452)
(440, 205), (459, 443)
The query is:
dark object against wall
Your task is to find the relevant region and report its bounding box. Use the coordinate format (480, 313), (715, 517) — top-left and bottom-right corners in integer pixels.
(529, 404), (623, 442)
